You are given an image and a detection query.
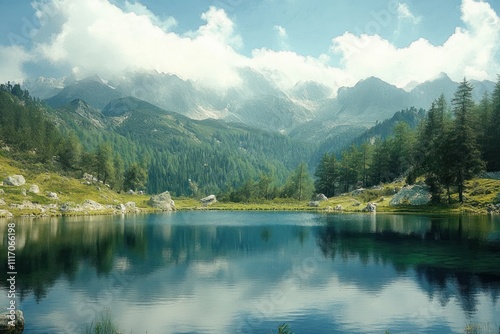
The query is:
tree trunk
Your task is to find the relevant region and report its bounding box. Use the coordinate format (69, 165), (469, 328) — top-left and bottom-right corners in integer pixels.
(458, 183), (464, 203)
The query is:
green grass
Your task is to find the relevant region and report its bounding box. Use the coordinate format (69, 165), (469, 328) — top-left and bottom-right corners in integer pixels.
(2, 154), (500, 216)
(84, 310), (121, 334)
(0, 155), (155, 217)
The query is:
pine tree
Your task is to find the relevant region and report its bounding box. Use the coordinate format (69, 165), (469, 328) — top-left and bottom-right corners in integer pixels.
(283, 163), (313, 200)
(418, 95), (450, 202)
(113, 155), (125, 191)
(95, 143), (114, 185)
(314, 153), (338, 197)
(59, 131), (83, 170)
(124, 163), (148, 192)
(448, 78), (485, 203)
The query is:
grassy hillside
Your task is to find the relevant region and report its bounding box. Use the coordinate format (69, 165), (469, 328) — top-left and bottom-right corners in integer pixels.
(1, 151), (499, 217)
(0, 154), (152, 217)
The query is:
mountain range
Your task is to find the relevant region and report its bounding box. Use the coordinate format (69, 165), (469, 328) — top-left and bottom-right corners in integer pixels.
(25, 72), (495, 141)
(8, 71), (497, 195)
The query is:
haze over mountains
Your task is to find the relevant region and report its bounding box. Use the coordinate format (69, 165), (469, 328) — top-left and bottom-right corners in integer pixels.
(24, 71), (495, 139)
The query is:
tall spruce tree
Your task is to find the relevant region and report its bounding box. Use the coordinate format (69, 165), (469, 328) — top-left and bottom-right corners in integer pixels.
(95, 143), (114, 185)
(449, 78), (484, 203)
(418, 95), (451, 202)
(283, 163), (313, 200)
(314, 153), (338, 197)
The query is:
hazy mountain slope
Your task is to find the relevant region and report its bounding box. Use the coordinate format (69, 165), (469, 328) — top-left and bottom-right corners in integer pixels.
(44, 77), (125, 109)
(333, 77), (415, 124)
(55, 99), (107, 128)
(40, 73), (497, 143)
(310, 107), (426, 164)
(227, 95), (314, 133)
(410, 73), (457, 108)
(410, 73), (496, 108)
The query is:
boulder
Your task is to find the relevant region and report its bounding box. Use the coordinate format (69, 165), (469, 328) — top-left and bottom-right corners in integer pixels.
(0, 210), (13, 218)
(116, 203), (126, 212)
(487, 203), (500, 214)
(82, 173), (94, 181)
(0, 309), (24, 333)
(200, 195), (217, 206)
(47, 192), (58, 199)
(351, 188), (365, 196)
(125, 201), (140, 213)
(127, 189), (135, 195)
(149, 191), (176, 210)
(389, 185), (431, 206)
(308, 201), (320, 207)
(315, 194), (328, 201)
(334, 204), (343, 211)
(20, 189), (27, 196)
(3, 175), (26, 187)
(60, 202), (79, 213)
(363, 202), (377, 213)
(83, 200), (103, 211)
(0, 189), (4, 195)
(28, 184), (40, 194)
(0, 199), (5, 206)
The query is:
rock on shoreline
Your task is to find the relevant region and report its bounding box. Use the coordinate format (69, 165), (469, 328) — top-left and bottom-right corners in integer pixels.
(390, 184), (431, 206)
(148, 191), (176, 211)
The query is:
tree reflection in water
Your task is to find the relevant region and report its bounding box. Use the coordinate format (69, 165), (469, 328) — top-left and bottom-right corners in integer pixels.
(316, 214), (500, 315)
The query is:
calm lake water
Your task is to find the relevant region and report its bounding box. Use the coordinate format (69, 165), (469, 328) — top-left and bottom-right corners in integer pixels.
(1, 211), (500, 334)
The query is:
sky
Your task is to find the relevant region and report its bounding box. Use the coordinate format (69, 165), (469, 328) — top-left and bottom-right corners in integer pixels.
(0, 0), (499, 93)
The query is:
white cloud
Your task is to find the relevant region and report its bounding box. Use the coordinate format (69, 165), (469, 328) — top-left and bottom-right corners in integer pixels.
(250, 48), (348, 92)
(191, 6), (243, 49)
(31, 1), (246, 90)
(331, 0), (500, 87)
(274, 25), (287, 38)
(0, 45), (31, 83)
(397, 3), (422, 25)
(123, 1), (177, 31)
(5, 0), (500, 96)
(273, 25), (290, 51)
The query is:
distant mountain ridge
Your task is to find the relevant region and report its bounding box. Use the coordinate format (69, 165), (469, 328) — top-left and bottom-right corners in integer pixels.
(33, 72), (496, 136)
(44, 77), (125, 109)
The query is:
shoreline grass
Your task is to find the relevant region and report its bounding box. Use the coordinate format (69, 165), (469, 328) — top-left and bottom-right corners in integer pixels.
(1, 155), (499, 218)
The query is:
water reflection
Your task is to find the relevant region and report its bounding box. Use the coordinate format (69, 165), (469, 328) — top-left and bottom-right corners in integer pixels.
(0, 212), (499, 333)
(316, 214), (500, 317)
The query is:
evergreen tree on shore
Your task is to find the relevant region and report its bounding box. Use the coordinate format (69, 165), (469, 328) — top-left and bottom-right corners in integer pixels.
(448, 78), (484, 202)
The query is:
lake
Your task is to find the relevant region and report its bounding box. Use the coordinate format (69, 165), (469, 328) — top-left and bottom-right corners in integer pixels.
(1, 211), (500, 334)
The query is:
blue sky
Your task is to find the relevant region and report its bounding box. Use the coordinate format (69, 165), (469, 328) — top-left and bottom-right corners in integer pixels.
(0, 0), (499, 92)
